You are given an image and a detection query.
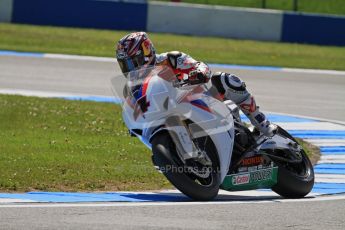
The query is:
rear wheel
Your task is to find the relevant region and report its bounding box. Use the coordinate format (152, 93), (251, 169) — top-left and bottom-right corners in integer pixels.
(271, 127), (314, 198)
(151, 132), (220, 201)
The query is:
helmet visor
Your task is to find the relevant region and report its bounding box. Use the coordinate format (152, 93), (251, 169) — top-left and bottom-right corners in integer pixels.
(117, 53), (145, 75)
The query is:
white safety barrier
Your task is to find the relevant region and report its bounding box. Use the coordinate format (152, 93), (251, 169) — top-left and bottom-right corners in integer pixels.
(147, 1), (283, 41)
(0, 0), (13, 22)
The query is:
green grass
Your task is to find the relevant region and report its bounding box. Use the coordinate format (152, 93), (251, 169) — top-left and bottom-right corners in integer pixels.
(1, 23), (345, 70)
(297, 138), (320, 165)
(0, 95), (319, 192)
(154, 0), (345, 15)
(0, 95), (170, 192)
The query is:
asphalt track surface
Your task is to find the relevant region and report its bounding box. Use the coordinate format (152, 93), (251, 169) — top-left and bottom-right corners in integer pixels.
(1, 198), (345, 230)
(1, 55), (345, 229)
(1, 55), (345, 122)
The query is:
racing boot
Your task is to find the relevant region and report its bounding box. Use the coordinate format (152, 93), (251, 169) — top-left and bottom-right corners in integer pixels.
(238, 96), (276, 137)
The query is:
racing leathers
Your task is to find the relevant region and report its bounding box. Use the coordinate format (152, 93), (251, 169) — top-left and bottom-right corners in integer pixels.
(156, 51), (276, 137)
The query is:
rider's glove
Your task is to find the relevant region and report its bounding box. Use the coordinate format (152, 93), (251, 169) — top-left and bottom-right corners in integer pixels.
(188, 70), (210, 85)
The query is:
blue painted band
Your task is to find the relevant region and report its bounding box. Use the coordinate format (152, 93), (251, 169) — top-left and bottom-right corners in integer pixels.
(267, 182), (345, 194)
(208, 63), (282, 71)
(1, 182), (344, 202)
(314, 182), (345, 188)
(315, 164), (345, 170)
(314, 163), (345, 174)
(0, 50), (287, 72)
(320, 146), (345, 155)
(288, 130), (345, 139)
(321, 152), (345, 155)
(0, 50), (288, 73)
(312, 182), (345, 194)
(63, 96), (123, 104)
(300, 136), (345, 140)
(320, 146), (345, 153)
(240, 114), (315, 123)
(0, 192), (189, 203)
(290, 130), (345, 135)
(314, 169), (345, 174)
(0, 50), (44, 57)
(314, 164), (345, 175)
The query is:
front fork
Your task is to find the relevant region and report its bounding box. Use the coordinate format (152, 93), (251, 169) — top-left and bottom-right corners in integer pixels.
(165, 116), (211, 165)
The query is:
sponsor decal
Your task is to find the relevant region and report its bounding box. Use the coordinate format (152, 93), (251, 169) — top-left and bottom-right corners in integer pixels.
(222, 167), (277, 190)
(232, 174), (250, 185)
(250, 168), (272, 183)
(231, 168), (273, 186)
(248, 166), (258, 172)
(238, 167), (248, 172)
(241, 156), (263, 166)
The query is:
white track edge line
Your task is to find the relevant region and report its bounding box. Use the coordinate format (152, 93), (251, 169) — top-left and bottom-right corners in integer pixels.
(1, 194), (345, 208)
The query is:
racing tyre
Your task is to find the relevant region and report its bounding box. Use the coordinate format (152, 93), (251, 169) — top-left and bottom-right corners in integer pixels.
(272, 127), (315, 198)
(151, 132), (220, 201)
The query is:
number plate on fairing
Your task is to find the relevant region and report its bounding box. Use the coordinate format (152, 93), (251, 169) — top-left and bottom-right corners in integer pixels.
(220, 166), (278, 191)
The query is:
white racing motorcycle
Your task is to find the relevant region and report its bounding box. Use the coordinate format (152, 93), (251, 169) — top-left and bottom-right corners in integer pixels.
(116, 66), (314, 201)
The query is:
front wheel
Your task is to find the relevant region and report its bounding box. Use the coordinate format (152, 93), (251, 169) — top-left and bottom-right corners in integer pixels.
(151, 132), (220, 201)
(271, 127), (315, 198)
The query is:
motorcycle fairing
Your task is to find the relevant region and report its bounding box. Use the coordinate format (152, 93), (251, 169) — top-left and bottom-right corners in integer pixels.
(121, 66), (235, 182)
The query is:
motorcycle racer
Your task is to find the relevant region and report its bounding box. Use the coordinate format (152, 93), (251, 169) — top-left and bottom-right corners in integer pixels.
(116, 32), (276, 137)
